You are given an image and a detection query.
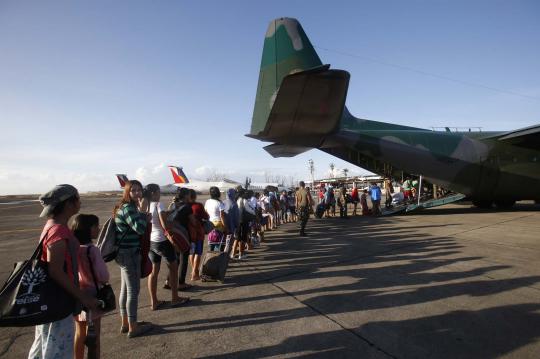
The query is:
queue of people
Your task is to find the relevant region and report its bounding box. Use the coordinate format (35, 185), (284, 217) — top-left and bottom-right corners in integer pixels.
(17, 175), (444, 358)
(26, 181), (314, 358)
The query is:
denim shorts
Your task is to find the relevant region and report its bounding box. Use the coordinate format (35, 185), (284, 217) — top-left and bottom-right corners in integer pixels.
(190, 241), (203, 255)
(149, 240), (177, 264)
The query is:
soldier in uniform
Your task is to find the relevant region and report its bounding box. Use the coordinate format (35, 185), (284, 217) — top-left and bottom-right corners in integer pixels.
(295, 181), (313, 236)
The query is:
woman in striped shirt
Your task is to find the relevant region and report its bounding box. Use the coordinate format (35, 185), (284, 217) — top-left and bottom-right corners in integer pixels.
(114, 180), (152, 338)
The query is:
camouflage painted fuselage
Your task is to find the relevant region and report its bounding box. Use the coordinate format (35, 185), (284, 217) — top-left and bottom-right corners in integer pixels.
(249, 18), (540, 202)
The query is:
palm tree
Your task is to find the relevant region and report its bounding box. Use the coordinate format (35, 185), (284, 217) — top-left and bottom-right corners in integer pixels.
(329, 163), (335, 178)
(342, 168), (349, 178)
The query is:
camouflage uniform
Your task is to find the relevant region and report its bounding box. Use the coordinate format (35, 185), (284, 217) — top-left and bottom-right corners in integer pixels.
(296, 187), (310, 236)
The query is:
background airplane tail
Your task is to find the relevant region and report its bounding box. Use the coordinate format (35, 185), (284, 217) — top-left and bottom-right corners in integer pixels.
(249, 18), (350, 149)
(116, 174), (128, 188)
(168, 166), (189, 184)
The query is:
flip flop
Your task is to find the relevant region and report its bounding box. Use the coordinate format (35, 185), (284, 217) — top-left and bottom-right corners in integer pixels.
(151, 301), (166, 311)
(127, 323), (153, 339)
(169, 297), (190, 308)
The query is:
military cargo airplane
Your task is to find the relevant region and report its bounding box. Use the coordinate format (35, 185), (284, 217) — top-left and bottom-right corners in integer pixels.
(247, 18), (540, 208)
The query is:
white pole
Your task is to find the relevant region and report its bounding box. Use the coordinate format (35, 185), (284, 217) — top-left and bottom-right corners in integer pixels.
(417, 175), (423, 206)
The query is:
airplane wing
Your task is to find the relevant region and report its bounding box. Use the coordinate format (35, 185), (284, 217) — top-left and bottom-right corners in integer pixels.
(488, 124), (540, 150)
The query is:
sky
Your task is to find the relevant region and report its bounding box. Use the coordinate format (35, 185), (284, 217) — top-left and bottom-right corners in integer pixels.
(1, 0), (539, 195)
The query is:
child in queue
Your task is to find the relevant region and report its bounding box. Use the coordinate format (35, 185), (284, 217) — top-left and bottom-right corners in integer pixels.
(71, 214), (109, 359)
(188, 189), (207, 281)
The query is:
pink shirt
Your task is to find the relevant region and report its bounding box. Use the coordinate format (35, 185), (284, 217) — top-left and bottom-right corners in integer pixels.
(40, 220), (79, 281)
(76, 244), (110, 322)
(77, 244), (109, 294)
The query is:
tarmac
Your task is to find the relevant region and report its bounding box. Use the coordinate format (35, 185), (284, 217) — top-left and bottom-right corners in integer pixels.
(1, 195), (540, 358)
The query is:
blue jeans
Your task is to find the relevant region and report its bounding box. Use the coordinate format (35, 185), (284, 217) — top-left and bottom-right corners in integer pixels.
(115, 247), (141, 323)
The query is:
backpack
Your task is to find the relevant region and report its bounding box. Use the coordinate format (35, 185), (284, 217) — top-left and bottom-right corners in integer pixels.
(162, 204), (190, 253)
(96, 217), (123, 262)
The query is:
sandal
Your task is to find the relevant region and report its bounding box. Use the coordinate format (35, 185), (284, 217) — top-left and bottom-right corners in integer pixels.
(127, 323), (153, 339)
(177, 283), (193, 290)
(201, 275), (217, 282)
(169, 297), (190, 308)
(163, 282), (171, 290)
(151, 301), (166, 311)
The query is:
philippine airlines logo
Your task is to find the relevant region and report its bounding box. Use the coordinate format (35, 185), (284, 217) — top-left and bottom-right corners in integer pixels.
(15, 267), (47, 305)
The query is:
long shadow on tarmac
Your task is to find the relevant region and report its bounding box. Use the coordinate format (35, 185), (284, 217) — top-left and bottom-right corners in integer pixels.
(156, 216), (540, 358)
(409, 202), (540, 216)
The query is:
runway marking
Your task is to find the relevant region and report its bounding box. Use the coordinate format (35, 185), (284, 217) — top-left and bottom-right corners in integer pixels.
(0, 204), (39, 211)
(0, 228), (42, 234)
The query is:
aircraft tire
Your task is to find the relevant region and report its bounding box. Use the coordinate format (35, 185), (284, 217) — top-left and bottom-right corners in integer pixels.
(494, 200), (516, 209)
(472, 200), (493, 209)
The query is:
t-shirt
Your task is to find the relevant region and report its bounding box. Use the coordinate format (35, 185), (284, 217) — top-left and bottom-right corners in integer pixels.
(150, 202), (166, 243)
(351, 188), (359, 201)
(171, 202), (193, 229)
(115, 202), (147, 248)
(191, 202), (208, 221)
(40, 220), (80, 281)
(204, 199), (225, 222)
(370, 186), (382, 201)
(288, 195), (295, 207)
(296, 188), (309, 207)
(249, 197), (259, 209)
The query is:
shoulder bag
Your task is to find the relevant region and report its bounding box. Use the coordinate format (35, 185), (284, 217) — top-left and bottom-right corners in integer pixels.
(86, 247), (115, 312)
(0, 230), (78, 327)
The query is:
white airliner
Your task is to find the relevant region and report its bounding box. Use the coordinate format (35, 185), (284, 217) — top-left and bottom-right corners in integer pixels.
(167, 166), (241, 194)
(115, 167), (241, 195)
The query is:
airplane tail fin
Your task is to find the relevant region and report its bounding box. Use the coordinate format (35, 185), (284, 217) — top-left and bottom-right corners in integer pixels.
(116, 174), (129, 188)
(250, 18), (323, 136)
(168, 166), (189, 185)
(248, 18), (350, 148)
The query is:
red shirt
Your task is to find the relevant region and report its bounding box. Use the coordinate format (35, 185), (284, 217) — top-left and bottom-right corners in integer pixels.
(40, 220), (79, 280)
(190, 202), (208, 243)
(191, 202), (208, 221)
(351, 188), (359, 201)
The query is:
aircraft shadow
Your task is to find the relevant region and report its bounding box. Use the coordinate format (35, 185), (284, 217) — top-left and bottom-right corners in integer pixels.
(145, 215), (540, 358)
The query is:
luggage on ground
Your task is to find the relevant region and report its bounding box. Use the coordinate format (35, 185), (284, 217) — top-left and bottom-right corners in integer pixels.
(201, 234), (229, 282)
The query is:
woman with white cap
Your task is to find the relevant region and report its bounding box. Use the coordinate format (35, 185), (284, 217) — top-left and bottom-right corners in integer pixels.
(29, 184), (99, 359)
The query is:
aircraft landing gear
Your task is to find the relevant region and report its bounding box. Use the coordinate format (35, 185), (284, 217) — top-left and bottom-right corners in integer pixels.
(494, 200), (516, 209)
(472, 200), (493, 209)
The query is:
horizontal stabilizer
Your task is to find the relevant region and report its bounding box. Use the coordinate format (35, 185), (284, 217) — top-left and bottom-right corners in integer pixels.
(263, 143), (311, 158)
(489, 124), (540, 150)
(249, 66), (349, 147)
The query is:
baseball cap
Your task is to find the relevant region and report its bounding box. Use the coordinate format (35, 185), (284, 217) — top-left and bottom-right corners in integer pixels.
(39, 184), (79, 218)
